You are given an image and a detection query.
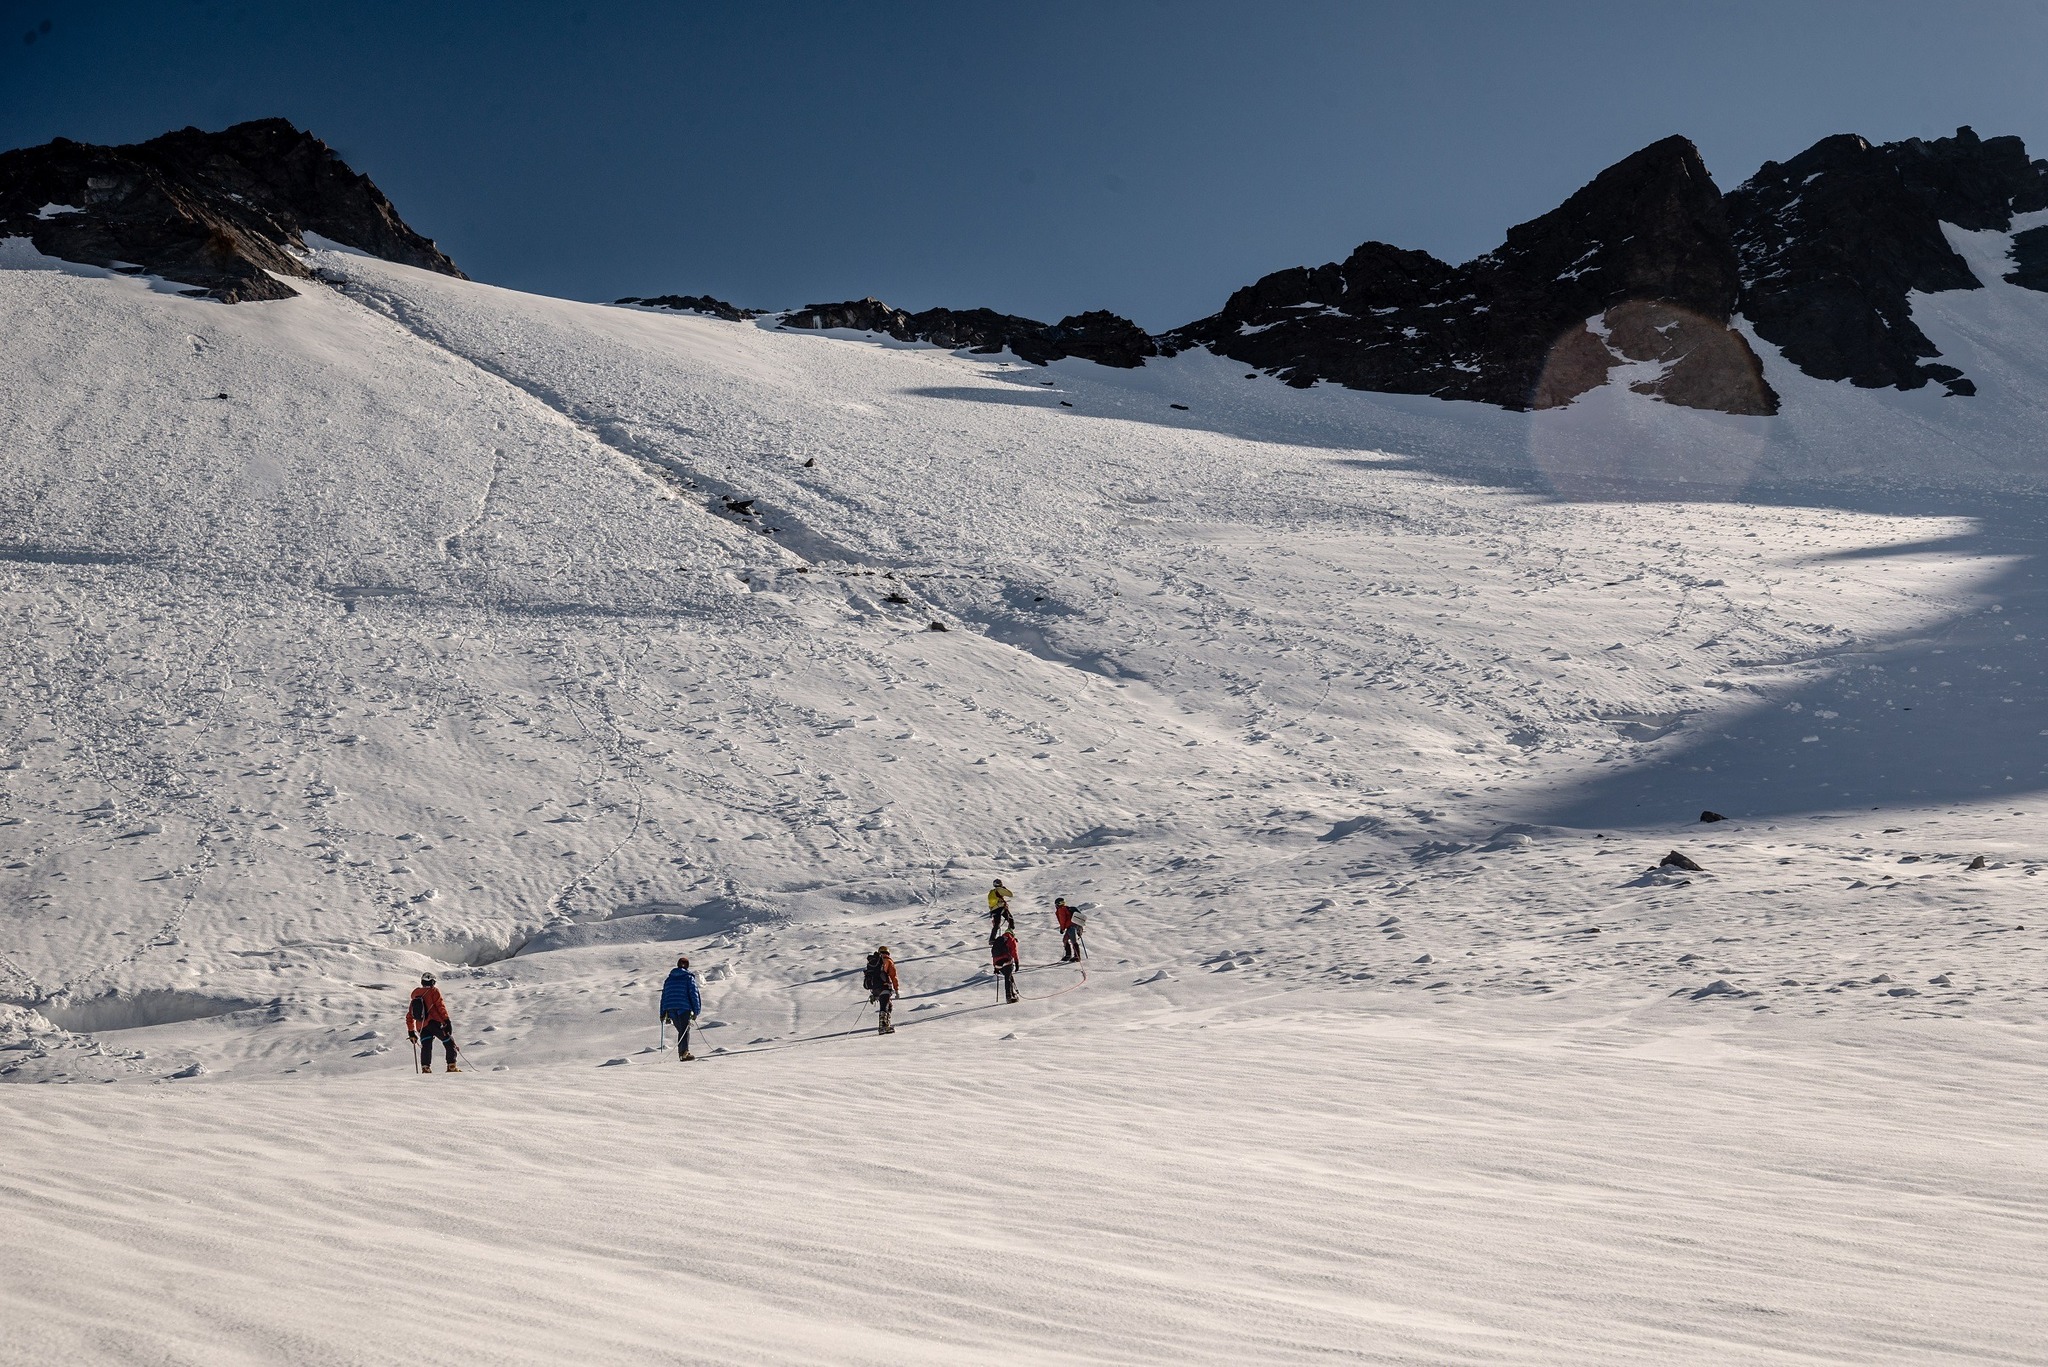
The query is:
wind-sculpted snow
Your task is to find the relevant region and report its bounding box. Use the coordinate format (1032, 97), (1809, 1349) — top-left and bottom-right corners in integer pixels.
(4, 1000), (2042, 1365)
(1, 243), (2045, 1362)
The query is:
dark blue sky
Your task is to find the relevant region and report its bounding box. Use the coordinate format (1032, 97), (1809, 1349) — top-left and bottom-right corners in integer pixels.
(5, 1), (2047, 329)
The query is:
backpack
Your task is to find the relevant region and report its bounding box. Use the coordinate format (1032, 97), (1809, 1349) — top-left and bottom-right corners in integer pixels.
(409, 994), (428, 1022)
(862, 952), (887, 993)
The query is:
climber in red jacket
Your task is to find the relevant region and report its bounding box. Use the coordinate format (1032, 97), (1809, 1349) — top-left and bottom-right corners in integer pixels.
(405, 972), (459, 1073)
(991, 931), (1021, 1005)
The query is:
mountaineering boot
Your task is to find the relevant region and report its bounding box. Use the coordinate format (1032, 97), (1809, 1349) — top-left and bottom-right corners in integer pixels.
(680, 1051), (696, 1061)
(445, 1064), (461, 1073)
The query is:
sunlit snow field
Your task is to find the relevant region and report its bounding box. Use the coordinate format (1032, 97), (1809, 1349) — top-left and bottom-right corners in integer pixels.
(1, 238), (2044, 1364)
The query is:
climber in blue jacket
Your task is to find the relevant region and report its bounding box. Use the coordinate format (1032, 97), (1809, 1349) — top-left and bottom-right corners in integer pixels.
(659, 955), (703, 1062)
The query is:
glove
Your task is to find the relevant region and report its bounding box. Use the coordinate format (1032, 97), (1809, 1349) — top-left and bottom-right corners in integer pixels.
(689, 1011), (698, 1021)
(407, 1032), (417, 1043)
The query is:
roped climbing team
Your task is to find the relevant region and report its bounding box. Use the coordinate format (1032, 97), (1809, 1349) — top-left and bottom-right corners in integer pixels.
(406, 881), (1085, 1073)
(682, 877), (1080, 1052)
(863, 879), (1082, 1034)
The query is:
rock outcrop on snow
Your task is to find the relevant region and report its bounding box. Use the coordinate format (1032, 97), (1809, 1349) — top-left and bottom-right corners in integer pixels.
(617, 294), (765, 321)
(1163, 136), (1778, 415)
(0, 118), (461, 302)
(780, 297), (1157, 368)
(760, 126), (2047, 410)
(2008, 226), (2048, 292)
(1725, 126), (2048, 396)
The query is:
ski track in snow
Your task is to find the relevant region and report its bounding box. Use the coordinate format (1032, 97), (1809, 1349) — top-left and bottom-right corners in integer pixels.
(2, 241), (2046, 1364)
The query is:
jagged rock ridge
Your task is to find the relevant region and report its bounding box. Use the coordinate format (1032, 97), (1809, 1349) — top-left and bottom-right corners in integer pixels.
(1167, 126), (2048, 410)
(780, 298), (1157, 368)
(0, 118), (461, 302)
(617, 294), (764, 321)
(1162, 135), (1777, 414)
(11, 117), (2047, 411)
(1727, 126), (2048, 395)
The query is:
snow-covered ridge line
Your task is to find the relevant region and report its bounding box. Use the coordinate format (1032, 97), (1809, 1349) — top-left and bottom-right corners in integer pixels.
(12, 117), (2048, 422)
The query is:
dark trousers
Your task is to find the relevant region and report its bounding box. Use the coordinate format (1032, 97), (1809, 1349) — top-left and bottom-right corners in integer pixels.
(997, 963), (1018, 1002)
(1061, 926), (1082, 960)
(873, 991), (893, 1032)
(419, 1021), (456, 1069)
(666, 1013), (693, 1057)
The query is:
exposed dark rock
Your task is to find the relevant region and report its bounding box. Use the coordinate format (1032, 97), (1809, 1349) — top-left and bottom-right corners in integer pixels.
(1165, 126), (2048, 409)
(722, 498), (756, 516)
(1699, 810), (1725, 822)
(1038, 310), (1157, 368)
(1968, 855), (1988, 870)
(0, 118), (461, 302)
(1660, 850), (1705, 871)
(781, 297), (913, 335)
(30, 118), (2039, 409)
(781, 297), (1156, 368)
(2007, 225), (2048, 292)
(1727, 126), (2048, 395)
(1164, 137), (1775, 414)
(618, 294), (763, 321)
(926, 621), (948, 632)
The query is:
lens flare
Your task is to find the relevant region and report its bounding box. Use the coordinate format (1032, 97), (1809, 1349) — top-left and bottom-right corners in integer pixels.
(1529, 302), (1777, 499)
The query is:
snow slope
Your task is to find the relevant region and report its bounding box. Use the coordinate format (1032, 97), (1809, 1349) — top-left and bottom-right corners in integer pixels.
(1, 234), (2045, 1364)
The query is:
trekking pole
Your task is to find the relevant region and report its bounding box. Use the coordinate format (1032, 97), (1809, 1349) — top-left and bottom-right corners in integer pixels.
(657, 1016), (665, 1054)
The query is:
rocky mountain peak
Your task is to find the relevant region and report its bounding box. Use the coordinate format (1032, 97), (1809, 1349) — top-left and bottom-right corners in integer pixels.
(1162, 132), (1774, 414)
(1486, 134), (1736, 317)
(0, 118), (461, 302)
(1727, 124), (2048, 394)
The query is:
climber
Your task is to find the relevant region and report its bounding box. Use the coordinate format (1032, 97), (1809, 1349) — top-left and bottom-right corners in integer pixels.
(991, 929), (1021, 1004)
(405, 972), (459, 1074)
(988, 878), (1017, 939)
(660, 955), (702, 1061)
(863, 944), (900, 1035)
(1055, 896), (1084, 962)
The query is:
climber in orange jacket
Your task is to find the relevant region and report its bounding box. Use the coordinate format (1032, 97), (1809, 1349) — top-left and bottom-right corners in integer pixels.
(405, 972), (459, 1073)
